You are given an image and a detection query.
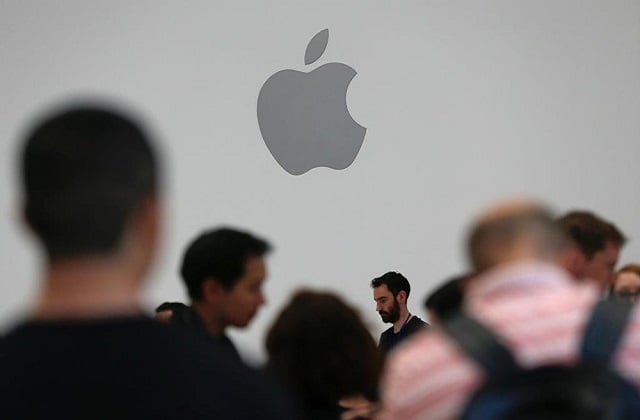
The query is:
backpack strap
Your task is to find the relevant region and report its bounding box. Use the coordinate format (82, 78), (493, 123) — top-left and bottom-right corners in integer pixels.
(441, 312), (520, 377)
(580, 298), (634, 365)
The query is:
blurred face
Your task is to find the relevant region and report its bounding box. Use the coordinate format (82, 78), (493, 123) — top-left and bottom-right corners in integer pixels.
(613, 271), (640, 303)
(220, 256), (267, 328)
(582, 241), (620, 289)
(374, 285), (400, 324)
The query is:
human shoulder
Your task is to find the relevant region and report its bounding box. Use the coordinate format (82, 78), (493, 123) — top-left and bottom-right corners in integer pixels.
(382, 329), (482, 420)
(380, 325), (395, 339)
(406, 315), (429, 332)
(0, 316), (294, 419)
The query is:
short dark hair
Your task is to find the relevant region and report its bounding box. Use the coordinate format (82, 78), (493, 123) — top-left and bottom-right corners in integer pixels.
(370, 272), (410, 298)
(557, 211), (625, 259)
(266, 290), (382, 406)
(424, 275), (466, 320)
(180, 227), (271, 300)
(20, 105), (158, 259)
(155, 301), (189, 313)
(606, 222), (627, 247)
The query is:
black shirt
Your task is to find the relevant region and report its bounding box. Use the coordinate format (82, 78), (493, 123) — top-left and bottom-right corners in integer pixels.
(0, 316), (294, 419)
(168, 305), (242, 361)
(379, 315), (429, 356)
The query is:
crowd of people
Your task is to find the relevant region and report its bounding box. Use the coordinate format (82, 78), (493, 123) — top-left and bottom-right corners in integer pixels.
(1, 102), (639, 419)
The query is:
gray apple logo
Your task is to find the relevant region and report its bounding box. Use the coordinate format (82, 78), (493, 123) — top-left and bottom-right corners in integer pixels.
(257, 29), (366, 175)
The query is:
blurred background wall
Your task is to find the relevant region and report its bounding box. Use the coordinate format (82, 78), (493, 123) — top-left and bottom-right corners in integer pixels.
(1, 0), (639, 363)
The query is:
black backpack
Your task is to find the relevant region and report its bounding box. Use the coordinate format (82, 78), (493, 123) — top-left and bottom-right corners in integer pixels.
(441, 299), (640, 420)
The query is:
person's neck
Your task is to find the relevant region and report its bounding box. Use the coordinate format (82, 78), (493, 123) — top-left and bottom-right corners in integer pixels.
(33, 256), (142, 320)
(192, 302), (226, 336)
(393, 307), (411, 333)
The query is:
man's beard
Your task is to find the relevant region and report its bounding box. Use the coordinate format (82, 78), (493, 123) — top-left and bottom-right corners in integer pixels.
(379, 298), (401, 324)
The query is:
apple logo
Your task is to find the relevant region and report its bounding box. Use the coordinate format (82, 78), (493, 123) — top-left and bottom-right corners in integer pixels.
(257, 29), (366, 175)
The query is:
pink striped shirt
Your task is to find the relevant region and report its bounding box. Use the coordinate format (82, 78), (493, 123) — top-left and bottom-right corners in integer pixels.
(381, 262), (640, 420)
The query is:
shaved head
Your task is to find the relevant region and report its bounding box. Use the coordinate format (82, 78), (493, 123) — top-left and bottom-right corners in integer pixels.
(467, 200), (565, 272)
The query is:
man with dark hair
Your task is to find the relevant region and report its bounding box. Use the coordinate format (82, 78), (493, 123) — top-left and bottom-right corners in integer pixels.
(266, 290), (382, 419)
(382, 200), (640, 420)
(557, 210), (626, 290)
(370, 272), (428, 355)
(168, 227), (270, 357)
(0, 104), (292, 419)
(424, 274), (467, 325)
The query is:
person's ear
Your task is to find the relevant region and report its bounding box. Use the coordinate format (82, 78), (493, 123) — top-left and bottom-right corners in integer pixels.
(122, 195), (162, 280)
(560, 245), (586, 279)
(133, 195), (161, 251)
(397, 290), (408, 305)
(202, 278), (225, 303)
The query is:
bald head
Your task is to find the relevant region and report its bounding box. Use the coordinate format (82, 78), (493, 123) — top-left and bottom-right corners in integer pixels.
(467, 200), (566, 273)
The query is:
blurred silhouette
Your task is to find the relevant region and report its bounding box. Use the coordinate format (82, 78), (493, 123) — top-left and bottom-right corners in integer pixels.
(424, 274), (467, 325)
(266, 290), (382, 420)
(0, 103), (293, 419)
(383, 200), (640, 420)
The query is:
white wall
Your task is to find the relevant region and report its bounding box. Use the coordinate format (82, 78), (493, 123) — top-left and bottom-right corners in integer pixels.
(1, 1), (639, 363)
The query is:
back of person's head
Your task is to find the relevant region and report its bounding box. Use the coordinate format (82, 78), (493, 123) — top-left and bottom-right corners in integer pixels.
(21, 104), (158, 260)
(557, 211), (626, 259)
(468, 201), (565, 272)
(155, 301), (189, 313)
(370, 271), (411, 299)
(155, 301), (190, 323)
(424, 275), (466, 323)
(266, 290), (382, 410)
(180, 227), (271, 300)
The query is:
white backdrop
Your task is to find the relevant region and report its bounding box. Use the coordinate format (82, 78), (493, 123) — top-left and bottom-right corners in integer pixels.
(1, 1), (639, 363)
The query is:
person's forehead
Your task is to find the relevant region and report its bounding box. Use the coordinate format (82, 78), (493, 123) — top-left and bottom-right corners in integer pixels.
(616, 271), (640, 286)
(238, 256), (266, 281)
(374, 284), (392, 297)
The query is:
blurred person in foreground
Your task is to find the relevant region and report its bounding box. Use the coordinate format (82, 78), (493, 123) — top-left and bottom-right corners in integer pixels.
(0, 103), (292, 419)
(266, 290), (383, 420)
(381, 200), (640, 420)
(423, 274), (467, 325)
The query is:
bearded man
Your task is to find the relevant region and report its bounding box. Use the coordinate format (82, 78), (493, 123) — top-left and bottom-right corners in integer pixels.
(371, 272), (428, 356)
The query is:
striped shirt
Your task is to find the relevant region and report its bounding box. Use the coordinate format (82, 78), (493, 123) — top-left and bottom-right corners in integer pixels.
(381, 262), (640, 420)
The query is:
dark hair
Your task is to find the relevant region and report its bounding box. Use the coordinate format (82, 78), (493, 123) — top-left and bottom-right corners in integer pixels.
(557, 211), (625, 259)
(424, 275), (466, 320)
(21, 105), (158, 259)
(606, 222), (627, 247)
(180, 227), (271, 300)
(266, 290), (382, 409)
(155, 301), (189, 313)
(469, 208), (563, 271)
(370, 272), (411, 298)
